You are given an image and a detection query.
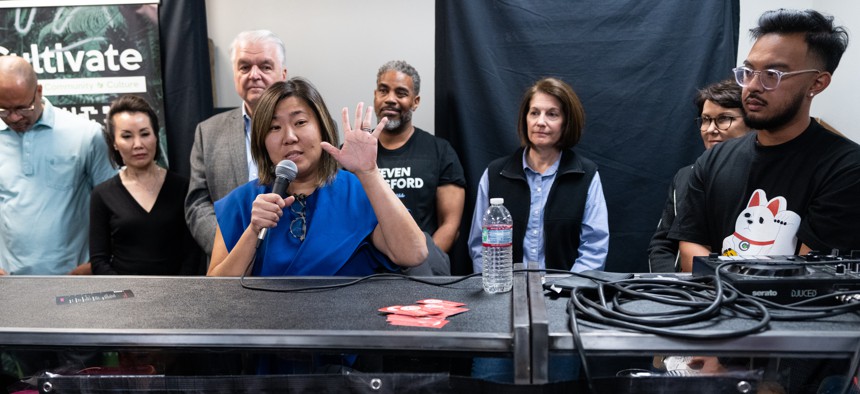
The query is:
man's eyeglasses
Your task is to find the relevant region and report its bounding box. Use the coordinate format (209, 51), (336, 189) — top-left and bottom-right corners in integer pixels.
(732, 66), (820, 91)
(696, 115), (738, 132)
(0, 86), (38, 119)
(289, 194), (307, 242)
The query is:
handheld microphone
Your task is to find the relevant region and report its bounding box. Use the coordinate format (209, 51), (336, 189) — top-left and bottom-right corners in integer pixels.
(256, 160), (298, 247)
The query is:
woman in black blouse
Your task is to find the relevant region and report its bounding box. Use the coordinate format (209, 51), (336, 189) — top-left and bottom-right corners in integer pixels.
(89, 95), (202, 275)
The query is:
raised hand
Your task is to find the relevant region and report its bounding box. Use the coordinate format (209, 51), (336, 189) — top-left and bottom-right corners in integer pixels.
(321, 102), (388, 175)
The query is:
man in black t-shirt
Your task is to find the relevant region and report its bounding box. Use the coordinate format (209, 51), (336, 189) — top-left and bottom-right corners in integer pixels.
(670, 9), (860, 272)
(371, 60), (466, 254)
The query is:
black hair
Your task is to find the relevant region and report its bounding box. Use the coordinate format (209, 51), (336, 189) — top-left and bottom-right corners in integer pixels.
(694, 79), (743, 115)
(751, 9), (849, 74)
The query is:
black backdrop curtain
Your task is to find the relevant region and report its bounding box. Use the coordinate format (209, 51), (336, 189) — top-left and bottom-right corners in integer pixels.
(159, 0), (213, 178)
(437, 0), (740, 274)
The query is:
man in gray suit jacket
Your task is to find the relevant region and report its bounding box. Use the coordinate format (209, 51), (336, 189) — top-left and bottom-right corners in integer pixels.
(186, 30), (288, 255)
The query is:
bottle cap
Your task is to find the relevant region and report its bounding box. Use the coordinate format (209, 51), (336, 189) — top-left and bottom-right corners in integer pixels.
(490, 197), (504, 205)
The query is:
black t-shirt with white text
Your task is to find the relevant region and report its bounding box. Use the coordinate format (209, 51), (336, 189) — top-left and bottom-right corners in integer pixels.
(376, 128), (466, 235)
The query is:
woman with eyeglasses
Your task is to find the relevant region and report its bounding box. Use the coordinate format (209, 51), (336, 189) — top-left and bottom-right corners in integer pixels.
(647, 79), (751, 273)
(207, 78), (427, 277)
(89, 95), (203, 275)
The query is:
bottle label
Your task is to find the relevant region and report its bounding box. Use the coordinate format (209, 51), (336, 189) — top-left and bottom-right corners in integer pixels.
(482, 224), (513, 247)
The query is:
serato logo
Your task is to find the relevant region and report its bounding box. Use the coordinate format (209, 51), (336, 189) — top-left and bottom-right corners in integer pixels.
(791, 289), (817, 298)
(751, 290), (778, 297)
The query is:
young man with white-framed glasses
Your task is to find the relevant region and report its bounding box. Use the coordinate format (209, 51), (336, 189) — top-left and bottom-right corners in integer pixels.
(669, 9), (860, 272)
(731, 67), (821, 92)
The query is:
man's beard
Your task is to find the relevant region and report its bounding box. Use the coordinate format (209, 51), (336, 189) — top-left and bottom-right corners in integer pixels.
(743, 91), (805, 131)
(383, 109), (413, 134)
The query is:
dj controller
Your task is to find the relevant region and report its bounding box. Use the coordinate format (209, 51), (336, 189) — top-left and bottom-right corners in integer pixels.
(692, 253), (860, 304)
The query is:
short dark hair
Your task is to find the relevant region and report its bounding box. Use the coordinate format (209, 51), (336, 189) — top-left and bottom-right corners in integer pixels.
(751, 9), (849, 74)
(517, 77), (585, 151)
(695, 79), (743, 115)
(251, 78), (339, 185)
(105, 95), (160, 168)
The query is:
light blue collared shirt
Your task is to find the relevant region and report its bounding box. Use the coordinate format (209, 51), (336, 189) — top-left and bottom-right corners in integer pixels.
(242, 104), (258, 181)
(469, 149), (609, 273)
(0, 99), (116, 274)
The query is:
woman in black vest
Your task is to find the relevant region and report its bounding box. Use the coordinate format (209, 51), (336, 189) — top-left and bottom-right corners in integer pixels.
(468, 77), (609, 382)
(467, 77), (609, 273)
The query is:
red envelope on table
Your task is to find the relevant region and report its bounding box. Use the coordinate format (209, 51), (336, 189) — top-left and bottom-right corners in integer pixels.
(378, 305), (434, 317)
(417, 299), (466, 308)
(417, 303), (469, 318)
(379, 299), (466, 328)
(387, 314), (450, 328)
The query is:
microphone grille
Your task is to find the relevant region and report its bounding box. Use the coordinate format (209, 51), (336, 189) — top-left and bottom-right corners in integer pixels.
(275, 160), (298, 181)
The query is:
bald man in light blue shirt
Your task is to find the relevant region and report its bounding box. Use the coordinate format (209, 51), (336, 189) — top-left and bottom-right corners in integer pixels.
(0, 55), (116, 275)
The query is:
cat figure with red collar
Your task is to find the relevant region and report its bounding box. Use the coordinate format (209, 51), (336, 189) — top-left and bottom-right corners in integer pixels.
(721, 189), (800, 256)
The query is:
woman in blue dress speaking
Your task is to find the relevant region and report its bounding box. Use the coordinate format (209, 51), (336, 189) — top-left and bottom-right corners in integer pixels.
(207, 78), (427, 277)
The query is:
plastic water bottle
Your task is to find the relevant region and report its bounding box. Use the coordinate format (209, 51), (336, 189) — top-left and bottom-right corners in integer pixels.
(482, 198), (513, 293)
